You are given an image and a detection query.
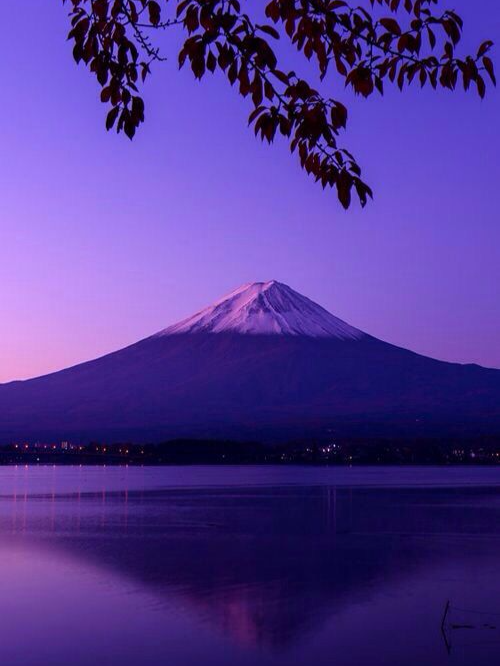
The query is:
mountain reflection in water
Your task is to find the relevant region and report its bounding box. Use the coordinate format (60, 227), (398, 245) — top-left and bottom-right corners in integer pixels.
(0, 466), (499, 666)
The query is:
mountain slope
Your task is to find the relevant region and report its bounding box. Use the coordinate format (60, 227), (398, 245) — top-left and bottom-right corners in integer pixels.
(0, 281), (499, 443)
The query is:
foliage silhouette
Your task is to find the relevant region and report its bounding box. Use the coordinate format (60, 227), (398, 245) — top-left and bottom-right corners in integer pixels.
(64, 0), (495, 208)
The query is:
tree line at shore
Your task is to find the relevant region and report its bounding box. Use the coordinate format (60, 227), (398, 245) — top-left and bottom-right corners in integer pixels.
(2, 436), (500, 465)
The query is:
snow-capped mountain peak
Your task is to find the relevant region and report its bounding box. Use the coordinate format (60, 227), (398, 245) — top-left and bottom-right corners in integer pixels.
(158, 280), (364, 339)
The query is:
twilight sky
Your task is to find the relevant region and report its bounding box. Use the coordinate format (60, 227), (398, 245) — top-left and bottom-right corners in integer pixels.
(0, 1), (499, 382)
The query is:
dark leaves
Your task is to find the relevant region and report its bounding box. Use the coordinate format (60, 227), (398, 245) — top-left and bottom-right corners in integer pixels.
(64, 0), (494, 210)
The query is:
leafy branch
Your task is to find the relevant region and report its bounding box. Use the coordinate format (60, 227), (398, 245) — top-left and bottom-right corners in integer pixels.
(63, 0), (495, 209)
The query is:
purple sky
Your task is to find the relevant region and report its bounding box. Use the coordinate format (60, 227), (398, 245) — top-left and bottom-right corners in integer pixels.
(1, 1), (499, 382)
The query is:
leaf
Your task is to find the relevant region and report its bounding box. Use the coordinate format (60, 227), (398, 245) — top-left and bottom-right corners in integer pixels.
(176, 0), (191, 17)
(258, 24), (280, 39)
(106, 106), (120, 130)
(124, 119), (136, 139)
(206, 51), (217, 73)
(379, 18), (401, 36)
(477, 40), (493, 58)
(336, 170), (352, 209)
(427, 27), (436, 50)
(483, 56), (496, 85)
(476, 74), (486, 99)
(148, 1), (161, 26)
(248, 106), (265, 124)
(100, 86), (111, 103)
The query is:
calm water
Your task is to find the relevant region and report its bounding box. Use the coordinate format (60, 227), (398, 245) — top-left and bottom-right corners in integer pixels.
(1, 465), (499, 666)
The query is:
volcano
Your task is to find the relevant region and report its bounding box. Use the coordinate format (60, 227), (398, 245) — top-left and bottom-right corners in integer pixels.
(1, 280), (499, 443)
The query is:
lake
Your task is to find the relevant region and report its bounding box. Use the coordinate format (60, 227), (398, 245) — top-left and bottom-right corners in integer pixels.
(0, 465), (499, 665)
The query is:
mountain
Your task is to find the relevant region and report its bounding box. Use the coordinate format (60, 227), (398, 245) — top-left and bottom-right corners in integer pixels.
(0, 280), (499, 443)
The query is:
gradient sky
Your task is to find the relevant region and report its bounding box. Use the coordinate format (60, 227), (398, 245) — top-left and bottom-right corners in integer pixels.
(1, 0), (499, 382)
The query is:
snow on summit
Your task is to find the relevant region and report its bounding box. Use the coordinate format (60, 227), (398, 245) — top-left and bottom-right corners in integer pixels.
(160, 281), (365, 339)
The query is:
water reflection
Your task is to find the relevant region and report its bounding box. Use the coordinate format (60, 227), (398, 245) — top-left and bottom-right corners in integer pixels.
(0, 468), (499, 665)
